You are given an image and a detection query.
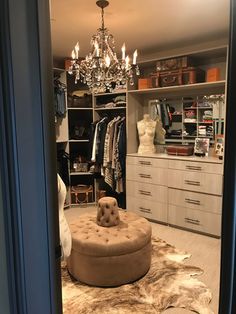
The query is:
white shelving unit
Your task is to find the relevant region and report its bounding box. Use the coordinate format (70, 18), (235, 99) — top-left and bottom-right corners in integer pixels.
(127, 46), (227, 153)
(54, 45), (228, 212)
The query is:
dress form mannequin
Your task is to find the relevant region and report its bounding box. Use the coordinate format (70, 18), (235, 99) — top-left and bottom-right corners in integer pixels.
(137, 114), (156, 154)
(57, 174), (72, 259)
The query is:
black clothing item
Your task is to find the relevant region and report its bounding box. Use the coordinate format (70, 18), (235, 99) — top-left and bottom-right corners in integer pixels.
(54, 78), (66, 117)
(96, 117), (108, 164)
(159, 103), (171, 129)
(118, 121), (126, 179)
(57, 150), (70, 186)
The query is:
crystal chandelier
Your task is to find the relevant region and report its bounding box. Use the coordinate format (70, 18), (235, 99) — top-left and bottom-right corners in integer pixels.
(68, 0), (140, 93)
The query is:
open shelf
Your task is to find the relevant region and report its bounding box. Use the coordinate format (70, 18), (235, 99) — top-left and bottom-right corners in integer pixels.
(69, 139), (89, 143)
(128, 81), (226, 96)
(70, 172), (93, 176)
(94, 106), (126, 111)
(67, 107), (93, 110)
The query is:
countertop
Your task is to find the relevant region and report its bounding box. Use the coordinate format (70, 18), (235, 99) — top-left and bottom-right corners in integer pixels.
(127, 152), (223, 164)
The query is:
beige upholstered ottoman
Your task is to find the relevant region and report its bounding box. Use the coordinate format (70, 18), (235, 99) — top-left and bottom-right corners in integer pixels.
(67, 210), (152, 287)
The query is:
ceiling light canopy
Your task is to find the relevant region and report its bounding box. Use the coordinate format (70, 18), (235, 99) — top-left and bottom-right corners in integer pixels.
(68, 0), (140, 93)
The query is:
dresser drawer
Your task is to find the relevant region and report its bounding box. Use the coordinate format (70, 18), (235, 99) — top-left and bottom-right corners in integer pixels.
(127, 196), (168, 223)
(168, 204), (221, 236)
(168, 188), (222, 214)
(126, 156), (168, 168)
(168, 169), (223, 195)
(126, 180), (167, 204)
(127, 164), (168, 186)
(168, 159), (223, 174)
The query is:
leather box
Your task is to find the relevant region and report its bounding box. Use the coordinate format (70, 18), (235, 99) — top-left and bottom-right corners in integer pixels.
(138, 78), (152, 89)
(206, 67), (220, 82)
(151, 67), (205, 88)
(156, 56), (195, 71)
(166, 145), (194, 156)
(65, 59), (72, 71)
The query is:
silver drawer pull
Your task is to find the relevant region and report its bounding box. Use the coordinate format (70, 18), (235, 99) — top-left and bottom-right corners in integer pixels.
(139, 190), (152, 196)
(139, 207), (151, 213)
(185, 198), (201, 205)
(139, 173), (151, 179)
(184, 180), (200, 186)
(139, 160), (151, 166)
(186, 165), (202, 171)
(185, 217), (200, 225)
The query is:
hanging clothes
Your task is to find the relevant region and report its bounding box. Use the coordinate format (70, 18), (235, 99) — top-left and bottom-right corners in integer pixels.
(57, 149), (70, 186)
(114, 119), (126, 193)
(89, 115), (126, 193)
(54, 77), (67, 117)
(96, 117), (109, 164)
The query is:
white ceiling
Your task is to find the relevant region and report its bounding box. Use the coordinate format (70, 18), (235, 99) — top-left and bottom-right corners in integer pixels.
(50, 0), (230, 62)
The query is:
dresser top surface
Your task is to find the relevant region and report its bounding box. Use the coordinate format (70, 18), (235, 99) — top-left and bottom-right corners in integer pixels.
(127, 153), (223, 164)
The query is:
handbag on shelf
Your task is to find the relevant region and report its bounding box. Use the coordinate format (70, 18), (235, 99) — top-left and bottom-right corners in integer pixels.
(71, 185), (94, 204)
(72, 155), (89, 173)
(72, 94), (92, 108)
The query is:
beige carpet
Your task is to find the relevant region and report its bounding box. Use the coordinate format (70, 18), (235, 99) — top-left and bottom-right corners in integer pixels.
(62, 236), (213, 314)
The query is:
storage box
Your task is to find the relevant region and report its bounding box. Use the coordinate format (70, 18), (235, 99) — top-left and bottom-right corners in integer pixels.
(65, 59), (73, 71)
(71, 94), (92, 108)
(138, 78), (152, 89)
(166, 145), (194, 156)
(206, 67), (220, 82)
(151, 67), (205, 88)
(72, 162), (88, 173)
(156, 56), (195, 71)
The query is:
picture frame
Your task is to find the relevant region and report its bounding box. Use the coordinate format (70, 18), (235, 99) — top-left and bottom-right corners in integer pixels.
(214, 134), (224, 158)
(194, 138), (210, 156)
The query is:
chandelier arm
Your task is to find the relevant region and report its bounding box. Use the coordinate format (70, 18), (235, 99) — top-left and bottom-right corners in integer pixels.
(101, 7), (105, 30)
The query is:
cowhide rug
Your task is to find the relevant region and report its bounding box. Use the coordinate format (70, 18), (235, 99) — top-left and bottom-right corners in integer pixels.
(61, 237), (213, 314)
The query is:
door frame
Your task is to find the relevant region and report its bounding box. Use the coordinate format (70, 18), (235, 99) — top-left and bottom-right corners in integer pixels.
(0, 0), (236, 313)
(219, 0), (236, 312)
(0, 0), (62, 313)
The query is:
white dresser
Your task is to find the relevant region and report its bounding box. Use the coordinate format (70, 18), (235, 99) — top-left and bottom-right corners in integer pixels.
(126, 153), (223, 237)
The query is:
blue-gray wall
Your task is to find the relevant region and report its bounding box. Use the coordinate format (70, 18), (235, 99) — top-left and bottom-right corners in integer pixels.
(0, 174), (10, 314)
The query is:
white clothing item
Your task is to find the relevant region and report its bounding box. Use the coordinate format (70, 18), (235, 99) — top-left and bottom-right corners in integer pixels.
(91, 122), (99, 162)
(57, 174), (72, 259)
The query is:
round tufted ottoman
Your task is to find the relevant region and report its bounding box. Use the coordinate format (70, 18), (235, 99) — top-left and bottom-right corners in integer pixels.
(67, 210), (152, 287)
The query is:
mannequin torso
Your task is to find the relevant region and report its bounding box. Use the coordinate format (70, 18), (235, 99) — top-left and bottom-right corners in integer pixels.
(137, 114), (156, 154)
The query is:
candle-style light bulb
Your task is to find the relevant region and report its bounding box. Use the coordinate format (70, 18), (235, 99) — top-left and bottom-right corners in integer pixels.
(125, 55), (130, 70)
(133, 49), (138, 65)
(122, 43), (126, 60)
(71, 50), (76, 60)
(94, 41), (99, 57)
(105, 55), (111, 67)
(75, 42), (79, 59)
